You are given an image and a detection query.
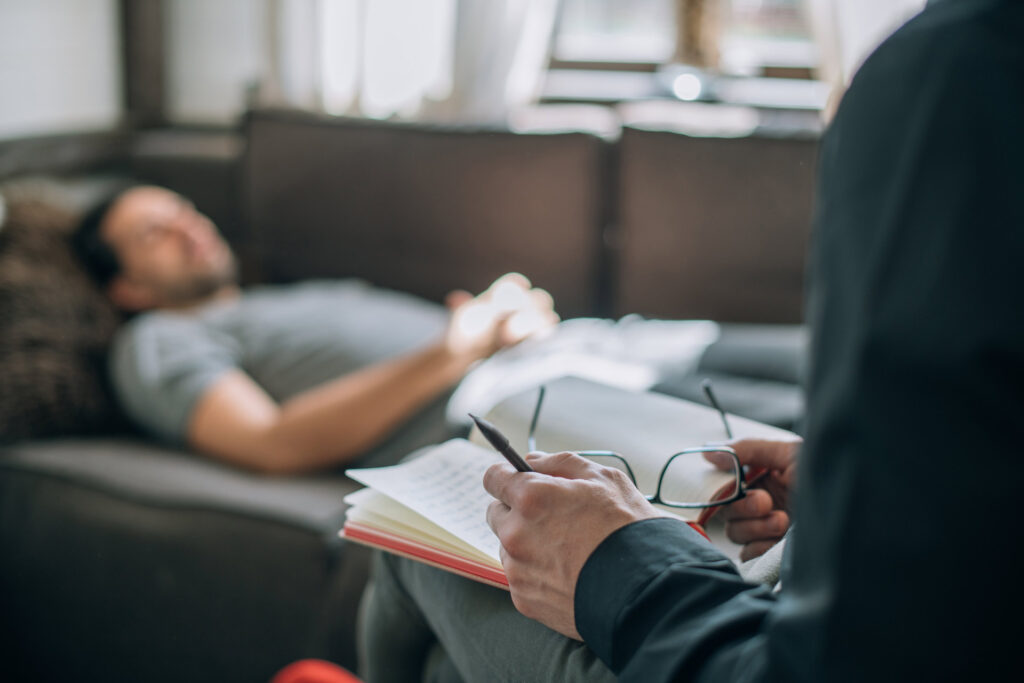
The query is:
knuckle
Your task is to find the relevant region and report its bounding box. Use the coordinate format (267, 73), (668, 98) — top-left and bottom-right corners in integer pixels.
(482, 463), (500, 486)
(604, 467), (632, 486)
(514, 484), (547, 518)
(500, 522), (529, 558)
(509, 589), (536, 619)
(504, 562), (525, 587)
(550, 451), (577, 467)
(483, 463), (512, 495)
(485, 500), (503, 528)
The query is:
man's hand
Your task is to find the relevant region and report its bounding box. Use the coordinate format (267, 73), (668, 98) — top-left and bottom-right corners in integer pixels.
(709, 438), (801, 562)
(483, 451), (665, 640)
(444, 273), (558, 362)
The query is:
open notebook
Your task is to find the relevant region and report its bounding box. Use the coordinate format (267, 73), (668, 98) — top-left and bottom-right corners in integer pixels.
(341, 376), (796, 589)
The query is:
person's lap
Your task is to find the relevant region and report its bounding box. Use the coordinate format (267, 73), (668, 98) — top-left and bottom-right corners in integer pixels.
(358, 551), (615, 683)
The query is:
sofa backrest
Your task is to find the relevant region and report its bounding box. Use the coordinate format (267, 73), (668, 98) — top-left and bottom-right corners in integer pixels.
(244, 109), (610, 318)
(612, 125), (818, 323)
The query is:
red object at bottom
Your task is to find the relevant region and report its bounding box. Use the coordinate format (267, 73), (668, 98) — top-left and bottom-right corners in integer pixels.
(270, 659), (363, 683)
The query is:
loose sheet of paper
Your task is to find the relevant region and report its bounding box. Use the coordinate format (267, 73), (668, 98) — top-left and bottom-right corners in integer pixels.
(346, 439), (505, 561)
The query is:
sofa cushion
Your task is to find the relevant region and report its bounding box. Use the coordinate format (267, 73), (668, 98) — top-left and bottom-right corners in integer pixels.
(0, 438), (359, 532)
(654, 324), (807, 432)
(244, 108), (611, 318)
(613, 124), (818, 323)
(0, 438), (369, 682)
(0, 183), (126, 443)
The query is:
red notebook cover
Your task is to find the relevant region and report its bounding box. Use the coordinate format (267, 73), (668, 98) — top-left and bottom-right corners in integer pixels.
(341, 518), (711, 590)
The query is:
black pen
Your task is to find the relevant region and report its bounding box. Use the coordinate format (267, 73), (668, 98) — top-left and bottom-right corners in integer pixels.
(469, 414), (535, 472)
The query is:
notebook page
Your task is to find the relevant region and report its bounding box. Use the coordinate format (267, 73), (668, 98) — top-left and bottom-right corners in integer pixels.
(346, 439), (504, 561)
(344, 488), (499, 566)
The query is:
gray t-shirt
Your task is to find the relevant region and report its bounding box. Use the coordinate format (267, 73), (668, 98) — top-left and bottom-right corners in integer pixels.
(110, 279), (456, 466)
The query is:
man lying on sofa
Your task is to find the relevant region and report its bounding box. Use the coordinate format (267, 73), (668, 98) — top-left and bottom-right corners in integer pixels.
(71, 185), (557, 474)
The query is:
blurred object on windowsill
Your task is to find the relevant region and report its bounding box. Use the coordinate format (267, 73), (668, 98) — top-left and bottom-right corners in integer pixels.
(673, 0), (723, 70)
(619, 100), (759, 138)
(507, 104), (621, 139)
(618, 99), (822, 139)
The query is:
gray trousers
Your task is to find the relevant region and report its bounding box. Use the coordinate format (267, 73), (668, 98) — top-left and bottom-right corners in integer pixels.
(358, 551), (616, 683)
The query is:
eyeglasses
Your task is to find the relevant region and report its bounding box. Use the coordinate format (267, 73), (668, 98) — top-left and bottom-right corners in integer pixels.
(526, 379), (747, 510)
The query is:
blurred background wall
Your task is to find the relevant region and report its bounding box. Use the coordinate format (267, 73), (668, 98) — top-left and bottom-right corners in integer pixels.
(0, 0), (122, 139)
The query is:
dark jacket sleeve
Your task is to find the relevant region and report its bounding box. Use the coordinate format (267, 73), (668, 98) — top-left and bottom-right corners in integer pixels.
(576, 518), (778, 683)
(575, 1), (1024, 681)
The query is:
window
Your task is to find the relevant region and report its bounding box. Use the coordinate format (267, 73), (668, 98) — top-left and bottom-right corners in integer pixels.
(553, 0), (815, 75)
(555, 0), (676, 65)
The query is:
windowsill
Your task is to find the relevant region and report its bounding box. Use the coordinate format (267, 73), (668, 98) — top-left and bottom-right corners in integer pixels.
(539, 70), (826, 139)
(541, 69), (830, 112)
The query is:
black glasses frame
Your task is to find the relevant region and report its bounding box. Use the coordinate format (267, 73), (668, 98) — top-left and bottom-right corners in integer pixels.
(526, 382), (747, 510)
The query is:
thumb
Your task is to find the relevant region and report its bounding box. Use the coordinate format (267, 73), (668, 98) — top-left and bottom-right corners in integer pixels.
(445, 289), (473, 311)
(707, 438), (798, 472)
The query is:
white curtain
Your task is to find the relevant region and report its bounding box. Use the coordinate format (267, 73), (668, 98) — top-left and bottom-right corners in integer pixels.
(419, 0), (561, 123)
(265, 0), (560, 124)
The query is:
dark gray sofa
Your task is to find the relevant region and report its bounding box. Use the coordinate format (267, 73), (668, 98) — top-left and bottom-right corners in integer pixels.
(0, 106), (814, 682)
(0, 440), (368, 681)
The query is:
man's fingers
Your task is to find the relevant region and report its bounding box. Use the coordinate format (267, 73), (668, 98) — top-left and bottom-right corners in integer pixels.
(444, 289), (474, 310)
(526, 451), (600, 480)
(487, 272), (532, 294)
(528, 287), (555, 314)
(486, 498), (512, 534)
(704, 448), (740, 471)
(718, 489), (773, 521)
(739, 540), (783, 563)
(483, 462), (519, 503)
(484, 273), (533, 313)
(725, 510), (790, 546)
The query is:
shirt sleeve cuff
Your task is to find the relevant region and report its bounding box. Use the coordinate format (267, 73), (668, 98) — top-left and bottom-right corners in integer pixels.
(574, 517), (728, 668)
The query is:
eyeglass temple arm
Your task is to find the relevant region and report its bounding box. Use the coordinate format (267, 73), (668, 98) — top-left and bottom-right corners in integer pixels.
(701, 379), (733, 440)
(527, 385), (547, 452)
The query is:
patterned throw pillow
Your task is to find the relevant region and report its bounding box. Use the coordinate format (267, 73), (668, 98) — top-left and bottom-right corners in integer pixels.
(0, 186), (126, 443)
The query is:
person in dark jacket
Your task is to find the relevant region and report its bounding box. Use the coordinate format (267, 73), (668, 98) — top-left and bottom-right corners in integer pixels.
(361, 1), (1024, 680)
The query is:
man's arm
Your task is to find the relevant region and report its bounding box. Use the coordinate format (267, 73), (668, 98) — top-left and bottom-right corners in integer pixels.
(188, 341), (473, 474)
(189, 275), (556, 473)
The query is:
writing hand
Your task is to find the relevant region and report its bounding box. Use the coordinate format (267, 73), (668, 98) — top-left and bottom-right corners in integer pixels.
(707, 438), (800, 562)
(483, 451), (665, 640)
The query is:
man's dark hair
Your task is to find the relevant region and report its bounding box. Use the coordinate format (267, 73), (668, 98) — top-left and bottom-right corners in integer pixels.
(71, 192), (124, 287)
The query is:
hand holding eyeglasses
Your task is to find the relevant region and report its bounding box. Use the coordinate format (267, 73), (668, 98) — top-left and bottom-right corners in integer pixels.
(521, 381), (802, 562)
(708, 438), (801, 562)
